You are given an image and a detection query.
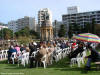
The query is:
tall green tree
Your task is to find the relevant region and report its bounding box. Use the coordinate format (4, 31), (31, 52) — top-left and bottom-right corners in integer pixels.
(30, 30), (40, 39)
(84, 20), (95, 34)
(68, 24), (73, 38)
(91, 18), (96, 34)
(0, 28), (13, 40)
(15, 26), (30, 37)
(73, 23), (80, 34)
(15, 26), (40, 39)
(58, 24), (66, 37)
(84, 23), (91, 33)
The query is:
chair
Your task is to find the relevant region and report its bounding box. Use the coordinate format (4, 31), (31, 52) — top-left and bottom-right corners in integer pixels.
(18, 54), (22, 67)
(19, 52), (29, 67)
(11, 52), (17, 64)
(21, 53), (26, 67)
(3, 50), (8, 59)
(66, 47), (71, 55)
(62, 49), (67, 58)
(25, 52), (29, 65)
(58, 50), (62, 60)
(55, 52), (59, 62)
(70, 51), (86, 67)
(55, 49), (61, 62)
(41, 55), (47, 69)
(0, 50), (4, 60)
(49, 52), (54, 65)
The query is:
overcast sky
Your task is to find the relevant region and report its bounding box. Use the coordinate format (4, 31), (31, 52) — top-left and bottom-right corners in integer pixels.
(0, 0), (100, 23)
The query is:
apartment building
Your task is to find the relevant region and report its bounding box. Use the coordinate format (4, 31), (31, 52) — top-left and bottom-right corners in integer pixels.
(8, 20), (18, 32)
(16, 16), (37, 31)
(53, 20), (63, 37)
(0, 22), (8, 30)
(38, 8), (52, 27)
(62, 6), (100, 35)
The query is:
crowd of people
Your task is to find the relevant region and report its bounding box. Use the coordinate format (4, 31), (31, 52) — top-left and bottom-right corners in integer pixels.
(7, 39), (100, 70)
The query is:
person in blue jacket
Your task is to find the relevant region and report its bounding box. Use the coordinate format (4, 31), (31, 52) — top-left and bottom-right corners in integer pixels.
(8, 45), (17, 63)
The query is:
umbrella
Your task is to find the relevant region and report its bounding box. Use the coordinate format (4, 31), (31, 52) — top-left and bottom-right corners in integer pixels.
(73, 33), (100, 43)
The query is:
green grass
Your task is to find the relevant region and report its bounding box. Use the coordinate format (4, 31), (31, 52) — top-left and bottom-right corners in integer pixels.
(0, 58), (100, 75)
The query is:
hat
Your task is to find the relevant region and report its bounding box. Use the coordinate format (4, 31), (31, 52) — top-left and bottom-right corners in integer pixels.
(10, 45), (14, 49)
(33, 42), (37, 45)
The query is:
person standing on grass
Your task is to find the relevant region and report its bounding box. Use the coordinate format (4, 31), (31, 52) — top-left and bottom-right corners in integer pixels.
(85, 45), (100, 70)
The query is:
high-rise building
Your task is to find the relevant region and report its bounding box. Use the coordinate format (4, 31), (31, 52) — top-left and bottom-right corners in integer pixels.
(8, 20), (18, 32)
(0, 22), (8, 30)
(53, 20), (63, 37)
(62, 9), (100, 36)
(38, 8), (52, 27)
(29, 17), (37, 31)
(16, 16), (37, 31)
(0, 22), (5, 26)
(7, 16), (37, 32)
(0, 26), (8, 30)
(67, 6), (78, 14)
(38, 8), (53, 41)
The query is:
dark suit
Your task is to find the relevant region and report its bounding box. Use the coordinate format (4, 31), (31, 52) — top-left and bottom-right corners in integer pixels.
(69, 46), (84, 59)
(88, 49), (100, 61)
(86, 48), (100, 67)
(29, 44), (37, 68)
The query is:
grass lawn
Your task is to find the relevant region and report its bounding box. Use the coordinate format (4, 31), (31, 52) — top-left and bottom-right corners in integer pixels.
(0, 57), (100, 75)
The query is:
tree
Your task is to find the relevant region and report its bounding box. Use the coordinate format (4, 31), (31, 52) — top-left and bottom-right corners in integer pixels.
(30, 30), (40, 39)
(68, 24), (73, 38)
(84, 21), (95, 33)
(0, 28), (13, 40)
(14, 32), (20, 38)
(15, 26), (30, 38)
(73, 23), (80, 34)
(58, 24), (66, 37)
(15, 26), (40, 39)
(91, 18), (96, 34)
(83, 23), (91, 33)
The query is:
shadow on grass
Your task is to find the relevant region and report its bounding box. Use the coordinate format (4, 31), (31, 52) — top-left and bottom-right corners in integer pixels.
(4, 64), (30, 69)
(1, 57), (100, 74)
(0, 60), (8, 64)
(0, 60), (31, 69)
(48, 57), (100, 74)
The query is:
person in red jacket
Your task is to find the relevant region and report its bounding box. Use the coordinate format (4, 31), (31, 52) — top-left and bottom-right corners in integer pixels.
(71, 41), (77, 51)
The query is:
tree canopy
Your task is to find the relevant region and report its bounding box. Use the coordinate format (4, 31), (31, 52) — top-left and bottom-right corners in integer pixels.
(0, 28), (13, 40)
(58, 24), (66, 37)
(15, 26), (40, 39)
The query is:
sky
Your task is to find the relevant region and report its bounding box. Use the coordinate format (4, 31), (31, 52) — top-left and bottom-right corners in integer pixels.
(0, 0), (100, 24)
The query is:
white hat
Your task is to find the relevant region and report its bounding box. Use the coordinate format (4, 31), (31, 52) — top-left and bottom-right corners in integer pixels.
(33, 42), (37, 45)
(11, 45), (14, 49)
